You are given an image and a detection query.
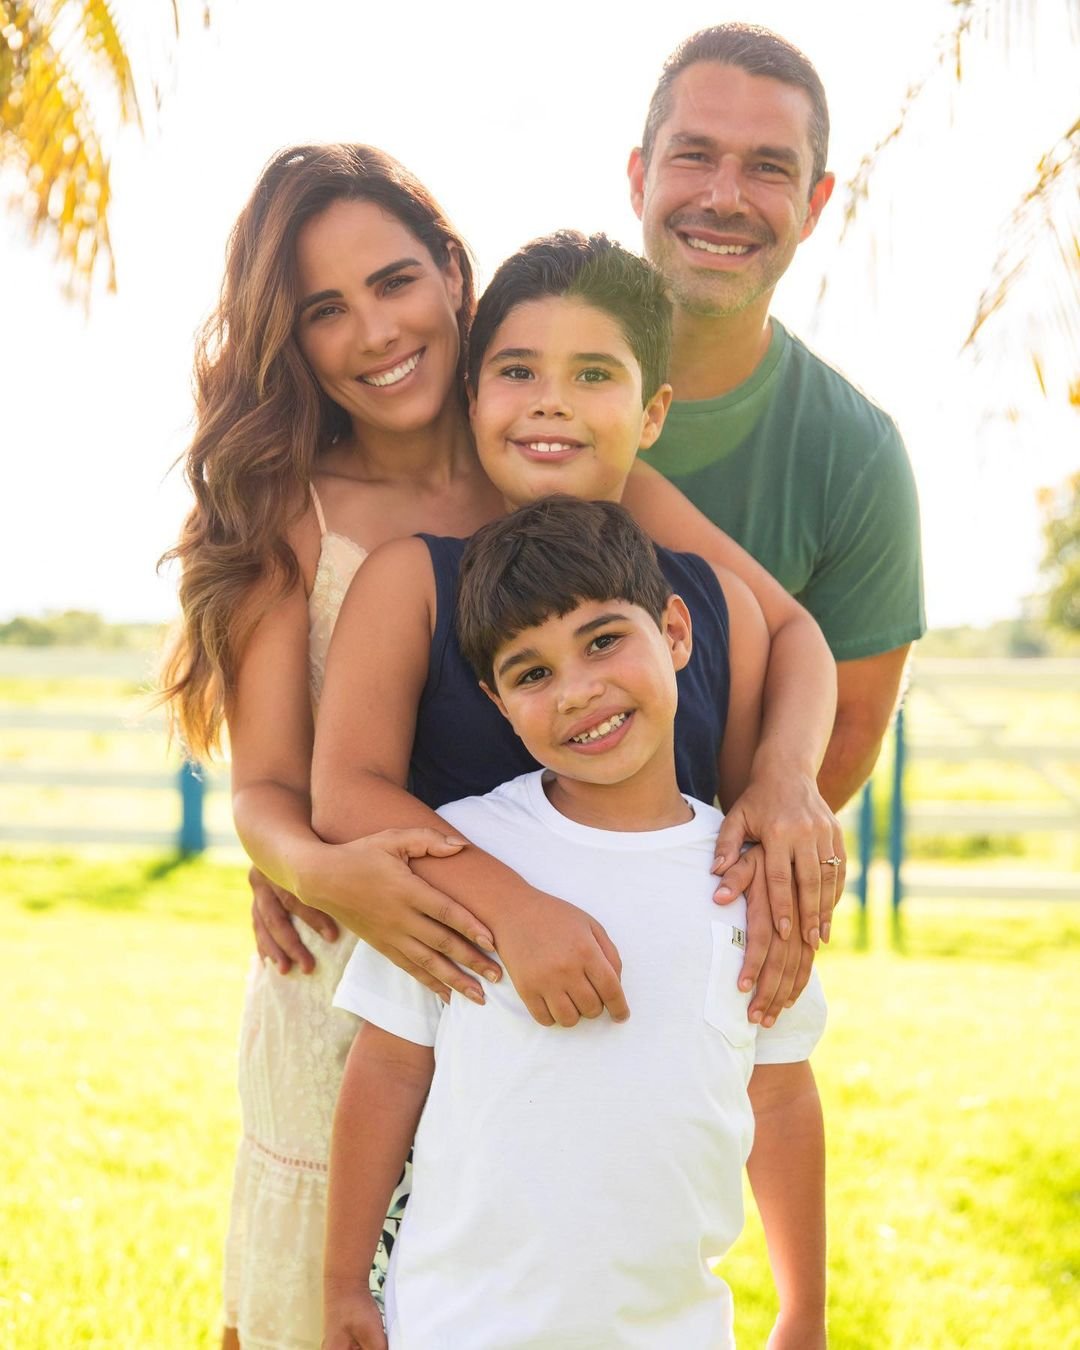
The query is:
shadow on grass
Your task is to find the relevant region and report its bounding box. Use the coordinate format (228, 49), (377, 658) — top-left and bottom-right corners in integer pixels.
(894, 908), (1080, 964)
(9, 852), (244, 919)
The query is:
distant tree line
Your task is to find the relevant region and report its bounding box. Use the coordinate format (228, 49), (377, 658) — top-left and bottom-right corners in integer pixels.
(1041, 471), (1080, 634)
(0, 610), (161, 648)
(919, 618), (1076, 660)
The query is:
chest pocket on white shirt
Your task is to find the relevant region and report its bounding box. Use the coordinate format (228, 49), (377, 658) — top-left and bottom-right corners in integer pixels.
(703, 921), (756, 1048)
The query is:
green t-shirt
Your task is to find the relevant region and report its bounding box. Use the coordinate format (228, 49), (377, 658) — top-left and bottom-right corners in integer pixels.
(646, 320), (926, 661)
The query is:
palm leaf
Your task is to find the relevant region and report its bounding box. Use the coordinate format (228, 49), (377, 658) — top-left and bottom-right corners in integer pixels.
(826, 0), (1080, 405)
(0, 1), (206, 305)
(964, 118), (1080, 401)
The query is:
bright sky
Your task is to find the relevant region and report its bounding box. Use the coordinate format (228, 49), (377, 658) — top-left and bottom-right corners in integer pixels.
(1, 0), (1075, 627)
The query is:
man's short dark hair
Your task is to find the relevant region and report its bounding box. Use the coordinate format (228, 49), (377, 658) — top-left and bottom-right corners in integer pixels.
(641, 23), (830, 188)
(466, 231), (671, 402)
(456, 496), (672, 690)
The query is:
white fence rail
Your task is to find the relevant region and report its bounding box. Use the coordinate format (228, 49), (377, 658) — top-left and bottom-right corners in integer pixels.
(3, 651), (1079, 910)
(0, 681), (234, 850)
(894, 659), (1080, 904)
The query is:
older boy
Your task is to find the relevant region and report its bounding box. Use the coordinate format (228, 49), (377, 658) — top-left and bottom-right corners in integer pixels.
(323, 496), (827, 1350)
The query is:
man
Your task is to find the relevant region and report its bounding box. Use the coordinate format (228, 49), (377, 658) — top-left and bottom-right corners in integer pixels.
(628, 23), (925, 809)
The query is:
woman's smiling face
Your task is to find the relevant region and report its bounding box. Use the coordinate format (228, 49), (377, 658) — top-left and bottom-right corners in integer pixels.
(469, 295), (669, 508)
(294, 198), (464, 438)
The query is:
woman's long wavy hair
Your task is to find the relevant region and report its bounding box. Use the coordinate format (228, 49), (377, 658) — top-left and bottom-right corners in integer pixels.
(159, 144), (475, 758)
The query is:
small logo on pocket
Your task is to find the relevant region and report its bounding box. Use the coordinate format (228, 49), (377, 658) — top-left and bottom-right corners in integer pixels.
(731, 927), (746, 948)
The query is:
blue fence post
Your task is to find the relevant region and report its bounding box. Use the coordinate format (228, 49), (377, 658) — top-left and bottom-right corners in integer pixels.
(178, 760), (206, 855)
(855, 779), (873, 949)
(889, 704), (906, 943)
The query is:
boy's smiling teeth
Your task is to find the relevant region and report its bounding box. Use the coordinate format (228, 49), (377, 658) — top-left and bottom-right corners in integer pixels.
(568, 711), (629, 744)
(359, 350), (422, 387)
(522, 441), (579, 454)
(686, 237), (751, 256)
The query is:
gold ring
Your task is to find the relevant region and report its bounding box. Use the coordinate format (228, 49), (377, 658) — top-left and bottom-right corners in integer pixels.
(822, 855), (843, 867)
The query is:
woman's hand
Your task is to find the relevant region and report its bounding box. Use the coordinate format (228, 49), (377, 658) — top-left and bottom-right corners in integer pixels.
(712, 765), (846, 948)
(300, 828), (503, 1004)
(250, 866), (340, 974)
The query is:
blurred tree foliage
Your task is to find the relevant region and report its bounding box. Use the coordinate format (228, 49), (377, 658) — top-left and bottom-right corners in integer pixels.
(0, 2), (207, 306)
(1, 608), (121, 644)
(0, 608), (163, 645)
(1040, 472), (1080, 632)
(832, 0), (1079, 409)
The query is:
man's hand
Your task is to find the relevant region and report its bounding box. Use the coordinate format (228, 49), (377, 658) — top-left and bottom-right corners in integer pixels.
(716, 845), (815, 1025)
(322, 1285), (387, 1350)
(306, 829), (503, 1005)
(712, 769), (846, 948)
(492, 890), (629, 1028)
(250, 866), (340, 975)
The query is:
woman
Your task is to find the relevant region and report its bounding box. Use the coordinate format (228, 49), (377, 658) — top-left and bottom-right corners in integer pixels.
(162, 144), (841, 1349)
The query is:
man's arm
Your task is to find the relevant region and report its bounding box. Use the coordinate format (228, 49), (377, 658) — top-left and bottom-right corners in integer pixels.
(624, 462), (842, 950)
(818, 645), (910, 810)
(711, 566), (768, 811)
(709, 570), (816, 1027)
(323, 1024), (434, 1350)
(746, 1061), (827, 1350)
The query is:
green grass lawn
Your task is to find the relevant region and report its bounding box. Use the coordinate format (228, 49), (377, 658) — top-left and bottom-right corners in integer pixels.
(2, 853), (1078, 1348)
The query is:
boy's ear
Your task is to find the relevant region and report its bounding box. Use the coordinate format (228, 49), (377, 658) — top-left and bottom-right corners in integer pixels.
(663, 594), (693, 673)
(479, 680), (511, 723)
(639, 383), (673, 453)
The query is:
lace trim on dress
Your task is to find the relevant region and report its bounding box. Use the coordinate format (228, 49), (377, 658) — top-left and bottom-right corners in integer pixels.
(246, 1137), (329, 1174)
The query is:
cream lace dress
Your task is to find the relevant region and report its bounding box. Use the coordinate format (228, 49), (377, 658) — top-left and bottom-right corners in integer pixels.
(223, 491), (395, 1349)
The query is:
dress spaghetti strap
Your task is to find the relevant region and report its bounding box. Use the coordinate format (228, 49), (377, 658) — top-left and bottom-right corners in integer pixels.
(310, 485), (328, 537)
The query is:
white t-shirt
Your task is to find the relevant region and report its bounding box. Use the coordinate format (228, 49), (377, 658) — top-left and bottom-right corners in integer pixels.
(334, 771), (827, 1350)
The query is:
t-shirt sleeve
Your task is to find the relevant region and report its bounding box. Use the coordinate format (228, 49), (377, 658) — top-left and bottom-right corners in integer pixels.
(799, 420), (926, 661)
(753, 968), (828, 1065)
(333, 941), (443, 1047)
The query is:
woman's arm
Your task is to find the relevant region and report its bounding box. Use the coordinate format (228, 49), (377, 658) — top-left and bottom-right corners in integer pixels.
(228, 534), (497, 1002)
(623, 460), (844, 950)
(311, 538), (629, 1029)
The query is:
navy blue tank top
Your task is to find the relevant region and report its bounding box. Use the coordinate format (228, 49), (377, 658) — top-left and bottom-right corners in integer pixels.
(410, 536), (730, 809)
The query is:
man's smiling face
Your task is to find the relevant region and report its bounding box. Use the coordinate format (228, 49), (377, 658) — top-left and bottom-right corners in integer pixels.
(629, 62), (834, 321)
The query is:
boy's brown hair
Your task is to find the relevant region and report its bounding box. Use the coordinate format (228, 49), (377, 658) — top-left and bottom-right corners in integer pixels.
(466, 230), (671, 403)
(456, 495), (672, 690)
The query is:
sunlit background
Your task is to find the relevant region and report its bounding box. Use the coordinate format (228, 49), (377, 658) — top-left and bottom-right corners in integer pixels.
(3, 9), (1079, 1347)
(1, 0), (1076, 630)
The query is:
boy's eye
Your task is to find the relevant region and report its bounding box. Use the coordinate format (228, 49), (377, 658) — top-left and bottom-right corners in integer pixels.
(577, 367), (610, 384)
(588, 632), (621, 653)
(516, 665), (549, 685)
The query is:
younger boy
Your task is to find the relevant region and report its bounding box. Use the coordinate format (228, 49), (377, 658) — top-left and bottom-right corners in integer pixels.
(323, 496), (827, 1350)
